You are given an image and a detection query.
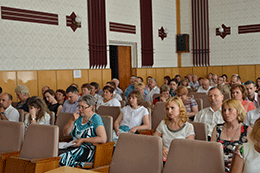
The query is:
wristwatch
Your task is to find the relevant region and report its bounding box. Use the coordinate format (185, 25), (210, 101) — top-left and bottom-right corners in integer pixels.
(31, 118), (36, 121)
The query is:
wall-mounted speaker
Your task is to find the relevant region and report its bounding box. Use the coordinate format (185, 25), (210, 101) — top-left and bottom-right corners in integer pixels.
(176, 34), (189, 53)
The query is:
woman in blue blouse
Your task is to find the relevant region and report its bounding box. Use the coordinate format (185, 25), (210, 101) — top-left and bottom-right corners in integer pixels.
(59, 95), (107, 167)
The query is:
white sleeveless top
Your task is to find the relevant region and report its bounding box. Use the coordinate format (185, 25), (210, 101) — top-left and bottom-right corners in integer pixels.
(242, 143), (260, 173)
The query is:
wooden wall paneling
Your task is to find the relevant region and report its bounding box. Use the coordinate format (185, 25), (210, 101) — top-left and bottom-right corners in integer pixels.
(239, 65), (256, 83)
(102, 69), (111, 88)
(38, 70), (57, 96)
(255, 65), (260, 79)
(89, 69), (103, 88)
(0, 71), (17, 101)
(136, 68), (147, 83)
(207, 66), (223, 77)
(164, 68), (173, 78)
(146, 68), (156, 80)
(56, 70), (73, 91)
(179, 67), (193, 79)
(222, 66), (239, 81)
(132, 68), (137, 77)
(155, 68), (165, 87)
(193, 66), (207, 78)
(17, 71), (38, 98)
(73, 70), (89, 91)
(171, 68), (180, 78)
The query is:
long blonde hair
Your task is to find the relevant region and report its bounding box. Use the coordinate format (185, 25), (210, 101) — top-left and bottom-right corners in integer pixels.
(222, 98), (246, 123)
(164, 96), (188, 127)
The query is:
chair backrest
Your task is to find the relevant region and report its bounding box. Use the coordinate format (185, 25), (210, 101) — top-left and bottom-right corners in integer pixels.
(191, 122), (207, 141)
(97, 106), (121, 125)
(193, 94), (210, 109)
(141, 101), (152, 109)
(0, 121), (24, 153)
(17, 109), (25, 122)
(152, 102), (166, 130)
(19, 124), (59, 159)
(100, 115), (113, 142)
(110, 133), (163, 173)
(163, 139), (224, 173)
(153, 93), (160, 100)
(11, 102), (19, 108)
(56, 112), (73, 140)
(50, 111), (55, 125)
(223, 92), (231, 101)
(194, 98), (203, 111)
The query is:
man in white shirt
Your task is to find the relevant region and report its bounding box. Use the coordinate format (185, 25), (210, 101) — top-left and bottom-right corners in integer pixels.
(211, 74), (218, 87)
(112, 78), (123, 95)
(245, 80), (259, 108)
(147, 78), (160, 103)
(217, 76), (230, 94)
(197, 79), (213, 93)
(244, 107), (260, 127)
(194, 87), (225, 140)
(0, 93), (19, 122)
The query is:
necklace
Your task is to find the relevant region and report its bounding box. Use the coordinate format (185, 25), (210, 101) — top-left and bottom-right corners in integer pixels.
(225, 124), (240, 141)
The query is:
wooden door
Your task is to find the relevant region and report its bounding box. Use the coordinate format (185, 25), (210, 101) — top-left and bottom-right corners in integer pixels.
(117, 46), (131, 91)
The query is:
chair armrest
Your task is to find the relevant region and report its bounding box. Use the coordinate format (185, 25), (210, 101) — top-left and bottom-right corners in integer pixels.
(0, 151), (20, 173)
(92, 142), (115, 168)
(31, 156), (61, 163)
(91, 165), (110, 173)
(136, 129), (154, 135)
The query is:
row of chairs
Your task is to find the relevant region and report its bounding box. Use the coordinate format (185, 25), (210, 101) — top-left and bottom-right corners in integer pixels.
(91, 133), (225, 173)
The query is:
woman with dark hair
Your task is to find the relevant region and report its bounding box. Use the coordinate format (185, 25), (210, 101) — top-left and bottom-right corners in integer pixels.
(59, 95), (107, 167)
(222, 74), (229, 84)
(56, 89), (66, 105)
(153, 84), (170, 106)
(164, 76), (171, 85)
(44, 89), (62, 117)
(24, 96), (51, 131)
(230, 84), (255, 112)
(113, 90), (150, 141)
(96, 86), (121, 110)
(256, 77), (260, 90)
(211, 99), (252, 173)
(154, 96), (195, 160)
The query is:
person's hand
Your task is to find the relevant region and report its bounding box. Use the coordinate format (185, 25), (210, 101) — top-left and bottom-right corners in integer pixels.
(129, 127), (137, 133)
(72, 138), (84, 147)
(29, 106), (37, 119)
(0, 107), (5, 113)
(226, 158), (232, 168)
(115, 129), (121, 136)
(160, 96), (167, 102)
(162, 147), (168, 159)
(72, 111), (80, 121)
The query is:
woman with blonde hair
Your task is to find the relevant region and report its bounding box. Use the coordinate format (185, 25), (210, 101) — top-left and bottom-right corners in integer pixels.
(154, 96), (195, 160)
(230, 117), (260, 173)
(135, 82), (149, 101)
(211, 98), (252, 173)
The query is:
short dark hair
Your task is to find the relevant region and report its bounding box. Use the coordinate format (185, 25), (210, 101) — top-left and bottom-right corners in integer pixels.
(103, 86), (115, 94)
(245, 80), (255, 86)
(175, 74), (181, 78)
(56, 89), (66, 96)
(90, 82), (99, 90)
(66, 86), (79, 94)
(168, 78), (178, 85)
(137, 76), (144, 82)
(221, 74), (228, 79)
(81, 83), (92, 90)
(106, 81), (116, 89)
(128, 90), (143, 106)
(44, 89), (56, 96)
(164, 76), (171, 82)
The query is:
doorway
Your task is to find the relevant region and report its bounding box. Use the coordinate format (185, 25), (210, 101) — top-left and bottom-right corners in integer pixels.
(109, 45), (132, 91)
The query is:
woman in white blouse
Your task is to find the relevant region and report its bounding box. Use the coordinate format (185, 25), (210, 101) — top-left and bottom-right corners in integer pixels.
(113, 90), (150, 140)
(24, 96), (50, 131)
(154, 96), (195, 161)
(96, 86), (121, 110)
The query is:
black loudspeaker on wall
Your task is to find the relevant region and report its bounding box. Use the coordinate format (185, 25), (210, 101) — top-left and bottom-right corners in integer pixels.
(176, 34), (189, 53)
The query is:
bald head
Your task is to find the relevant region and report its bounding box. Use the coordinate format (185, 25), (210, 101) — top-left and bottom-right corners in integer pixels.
(202, 79), (210, 90)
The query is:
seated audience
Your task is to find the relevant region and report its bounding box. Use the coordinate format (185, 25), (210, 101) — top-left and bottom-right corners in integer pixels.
(176, 86), (198, 118)
(186, 74), (192, 83)
(147, 78), (160, 103)
(113, 91), (150, 142)
(56, 89), (66, 105)
(168, 78), (178, 97)
(198, 77), (204, 89)
(164, 76), (171, 85)
(90, 82), (102, 102)
(154, 96), (195, 160)
(42, 85), (49, 97)
(194, 87), (225, 140)
(230, 74), (242, 87)
(61, 86), (80, 113)
(211, 98), (252, 173)
(197, 79), (213, 93)
(153, 84), (170, 106)
(222, 74), (229, 84)
(180, 78), (191, 89)
(244, 92), (260, 126)
(212, 74), (218, 87)
(0, 93), (19, 122)
(256, 77), (260, 91)
(70, 83), (79, 89)
(124, 76), (136, 99)
(134, 82), (149, 102)
(24, 96), (51, 131)
(59, 95), (107, 167)
(106, 81), (122, 101)
(112, 78), (123, 95)
(96, 86), (121, 110)
(174, 74), (181, 86)
(189, 74), (199, 90)
(81, 83), (92, 96)
(207, 72), (213, 85)
(44, 89), (62, 118)
(217, 76), (230, 94)
(145, 76), (153, 90)
(245, 80), (259, 108)
(230, 117), (260, 173)
(230, 84), (255, 112)
(15, 84), (30, 113)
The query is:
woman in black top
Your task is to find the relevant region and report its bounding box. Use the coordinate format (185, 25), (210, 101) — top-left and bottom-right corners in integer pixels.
(44, 89), (62, 122)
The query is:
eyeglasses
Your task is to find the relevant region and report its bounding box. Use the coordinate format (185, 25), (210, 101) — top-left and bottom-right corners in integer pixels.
(78, 105), (90, 110)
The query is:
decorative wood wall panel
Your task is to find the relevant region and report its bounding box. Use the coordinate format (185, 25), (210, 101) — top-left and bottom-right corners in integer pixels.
(238, 24), (260, 34)
(88, 0), (107, 68)
(192, 0), (209, 66)
(109, 22), (136, 34)
(140, 0), (154, 67)
(1, 6), (58, 25)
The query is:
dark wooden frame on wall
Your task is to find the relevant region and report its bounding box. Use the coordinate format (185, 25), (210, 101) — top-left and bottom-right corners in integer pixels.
(88, 0), (107, 68)
(140, 0), (154, 67)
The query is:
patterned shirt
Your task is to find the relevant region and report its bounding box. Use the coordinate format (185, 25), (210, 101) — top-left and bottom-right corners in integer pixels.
(184, 97), (198, 113)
